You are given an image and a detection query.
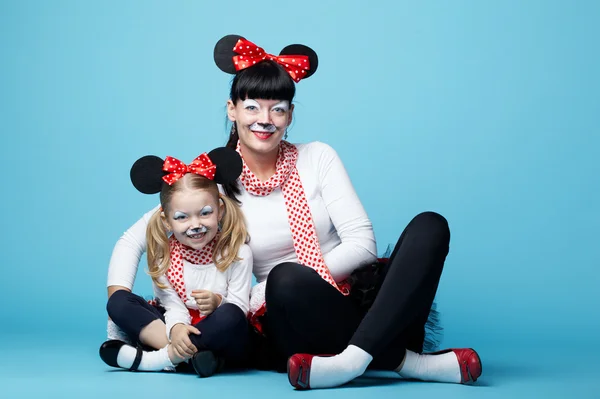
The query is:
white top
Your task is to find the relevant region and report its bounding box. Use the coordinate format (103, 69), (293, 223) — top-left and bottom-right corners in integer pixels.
(154, 244), (252, 339)
(107, 141), (377, 294)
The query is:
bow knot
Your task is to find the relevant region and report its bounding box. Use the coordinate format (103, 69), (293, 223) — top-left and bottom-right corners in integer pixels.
(232, 38), (310, 83)
(162, 153), (216, 185)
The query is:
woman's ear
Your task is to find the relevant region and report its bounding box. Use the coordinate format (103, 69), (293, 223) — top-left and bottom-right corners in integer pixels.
(227, 100), (236, 122)
(287, 103), (295, 127)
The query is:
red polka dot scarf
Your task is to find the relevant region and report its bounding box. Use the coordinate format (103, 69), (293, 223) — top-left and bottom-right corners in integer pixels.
(237, 140), (351, 296)
(166, 236), (217, 324)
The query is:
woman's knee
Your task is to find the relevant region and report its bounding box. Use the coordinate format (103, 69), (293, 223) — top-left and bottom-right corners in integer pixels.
(265, 262), (315, 305)
(411, 211), (450, 242)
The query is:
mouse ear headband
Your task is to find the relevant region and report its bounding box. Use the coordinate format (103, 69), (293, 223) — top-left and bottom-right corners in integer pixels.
(214, 34), (319, 82)
(130, 147), (243, 194)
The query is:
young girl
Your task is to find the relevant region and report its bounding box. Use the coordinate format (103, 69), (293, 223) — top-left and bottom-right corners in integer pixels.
(100, 147), (252, 377)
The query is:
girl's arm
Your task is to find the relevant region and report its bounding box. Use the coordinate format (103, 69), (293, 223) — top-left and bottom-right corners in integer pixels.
(153, 275), (192, 340)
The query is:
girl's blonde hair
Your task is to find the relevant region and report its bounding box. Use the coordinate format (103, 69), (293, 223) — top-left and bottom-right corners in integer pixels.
(145, 174), (247, 288)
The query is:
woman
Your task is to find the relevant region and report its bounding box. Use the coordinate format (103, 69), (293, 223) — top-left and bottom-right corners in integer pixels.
(107, 34), (482, 389)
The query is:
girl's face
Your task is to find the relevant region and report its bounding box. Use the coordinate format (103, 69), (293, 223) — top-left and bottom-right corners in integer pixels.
(162, 186), (222, 250)
(227, 98), (294, 156)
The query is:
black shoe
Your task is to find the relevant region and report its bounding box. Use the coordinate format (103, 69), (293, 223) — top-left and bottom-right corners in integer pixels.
(99, 340), (143, 371)
(190, 350), (225, 378)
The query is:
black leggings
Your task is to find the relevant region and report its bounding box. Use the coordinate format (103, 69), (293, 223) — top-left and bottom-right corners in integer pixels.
(107, 290), (249, 362)
(264, 211), (450, 370)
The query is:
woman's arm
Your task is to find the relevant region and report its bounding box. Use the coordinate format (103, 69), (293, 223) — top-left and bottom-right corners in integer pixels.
(315, 143), (378, 281)
(107, 205), (160, 296)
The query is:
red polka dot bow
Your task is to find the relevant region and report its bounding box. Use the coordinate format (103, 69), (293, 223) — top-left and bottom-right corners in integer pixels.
(232, 38), (310, 83)
(162, 153), (216, 185)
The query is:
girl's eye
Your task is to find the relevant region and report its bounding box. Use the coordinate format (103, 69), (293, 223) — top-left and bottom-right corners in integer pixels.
(173, 212), (187, 220)
(200, 206), (214, 216)
(245, 105), (258, 111)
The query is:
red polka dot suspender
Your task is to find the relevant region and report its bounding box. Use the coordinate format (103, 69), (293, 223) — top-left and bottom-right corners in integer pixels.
(237, 141), (351, 296)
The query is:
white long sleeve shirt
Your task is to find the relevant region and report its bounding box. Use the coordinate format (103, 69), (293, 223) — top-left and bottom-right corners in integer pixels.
(107, 141), (377, 292)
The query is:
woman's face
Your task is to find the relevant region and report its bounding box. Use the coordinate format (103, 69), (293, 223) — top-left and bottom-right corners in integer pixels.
(227, 98), (294, 156)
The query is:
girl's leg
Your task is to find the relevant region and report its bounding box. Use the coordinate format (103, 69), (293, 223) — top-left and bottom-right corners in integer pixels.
(185, 303), (249, 377)
(102, 290), (176, 371)
(106, 290), (167, 346)
(188, 303), (249, 361)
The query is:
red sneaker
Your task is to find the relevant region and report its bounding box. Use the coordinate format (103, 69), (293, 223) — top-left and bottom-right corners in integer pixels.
(429, 348), (482, 383)
(287, 353), (314, 389)
(287, 353), (336, 389)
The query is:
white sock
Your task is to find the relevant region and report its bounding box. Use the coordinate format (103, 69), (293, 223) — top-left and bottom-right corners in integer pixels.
(116, 344), (175, 372)
(106, 320), (132, 345)
(396, 349), (461, 383)
(309, 345), (373, 389)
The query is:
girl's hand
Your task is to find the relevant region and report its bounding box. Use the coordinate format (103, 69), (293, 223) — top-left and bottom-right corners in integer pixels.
(190, 290), (222, 316)
(169, 323), (200, 360)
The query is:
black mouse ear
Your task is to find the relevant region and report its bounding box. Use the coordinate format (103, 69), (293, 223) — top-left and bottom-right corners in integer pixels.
(208, 147), (243, 185)
(279, 44), (319, 79)
(130, 155), (166, 194)
(214, 34), (245, 74)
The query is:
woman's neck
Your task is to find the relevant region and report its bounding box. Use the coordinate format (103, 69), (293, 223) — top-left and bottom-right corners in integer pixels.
(241, 144), (279, 182)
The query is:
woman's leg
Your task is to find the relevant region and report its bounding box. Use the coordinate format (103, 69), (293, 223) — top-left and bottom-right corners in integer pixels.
(351, 213), (480, 383)
(350, 211), (449, 360)
(265, 262), (363, 358)
(288, 212), (481, 389)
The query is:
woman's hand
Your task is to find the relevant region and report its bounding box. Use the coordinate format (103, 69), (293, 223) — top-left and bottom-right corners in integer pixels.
(190, 290), (222, 316)
(169, 323), (200, 360)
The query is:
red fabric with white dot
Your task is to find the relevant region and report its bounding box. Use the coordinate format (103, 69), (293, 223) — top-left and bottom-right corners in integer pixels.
(162, 153), (216, 185)
(167, 236), (216, 303)
(237, 140), (351, 299)
(232, 38), (310, 83)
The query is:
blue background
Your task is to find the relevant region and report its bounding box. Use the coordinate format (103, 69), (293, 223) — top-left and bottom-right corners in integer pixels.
(1, 1), (598, 398)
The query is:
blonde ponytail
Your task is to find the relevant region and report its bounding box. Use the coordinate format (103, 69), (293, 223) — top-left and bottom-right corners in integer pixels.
(213, 193), (249, 272)
(146, 209), (171, 289)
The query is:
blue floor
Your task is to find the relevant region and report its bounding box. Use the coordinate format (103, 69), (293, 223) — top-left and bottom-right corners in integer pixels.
(2, 338), (597, 398)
